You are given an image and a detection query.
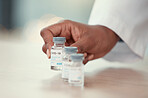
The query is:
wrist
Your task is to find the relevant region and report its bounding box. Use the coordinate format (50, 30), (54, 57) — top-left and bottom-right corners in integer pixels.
(100, 25), (120, 42)
(99, 25), (120, 53)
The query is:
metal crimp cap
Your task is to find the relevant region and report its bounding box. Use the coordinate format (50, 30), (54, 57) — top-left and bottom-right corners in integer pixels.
(64, 47), (78, 54)
(70, 54), (84, 61)
(53, 37), (66, 43)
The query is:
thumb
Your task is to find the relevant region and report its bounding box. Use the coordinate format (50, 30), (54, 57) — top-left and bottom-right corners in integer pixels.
(70, 37), (89, 53)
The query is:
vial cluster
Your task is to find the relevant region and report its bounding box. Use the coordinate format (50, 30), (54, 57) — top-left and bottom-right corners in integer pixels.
(50, 37), (84, 87)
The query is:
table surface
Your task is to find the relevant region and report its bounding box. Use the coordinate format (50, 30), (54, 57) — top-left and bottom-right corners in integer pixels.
(0, 41), (148, 98)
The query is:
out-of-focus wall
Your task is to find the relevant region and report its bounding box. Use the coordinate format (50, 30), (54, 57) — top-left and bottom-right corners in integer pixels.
(0, 0), (2, 24)
(12, 0), (95, 28)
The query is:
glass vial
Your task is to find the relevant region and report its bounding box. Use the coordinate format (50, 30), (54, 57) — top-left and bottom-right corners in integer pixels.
(62, 47), (78, 81)
(51, 37), (66, 70)
(69, 54), (84, 87)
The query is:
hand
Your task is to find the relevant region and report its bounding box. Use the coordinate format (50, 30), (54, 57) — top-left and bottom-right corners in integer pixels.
(40, 20), (119, 64)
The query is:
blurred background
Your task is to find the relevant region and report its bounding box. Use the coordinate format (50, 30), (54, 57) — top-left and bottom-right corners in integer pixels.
(0, 0), (147, 61)
(0, 1), (148, 98)
(0, 0), (95, 43)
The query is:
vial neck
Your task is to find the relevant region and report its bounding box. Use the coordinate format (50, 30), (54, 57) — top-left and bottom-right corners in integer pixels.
(54, 43), (65, 47)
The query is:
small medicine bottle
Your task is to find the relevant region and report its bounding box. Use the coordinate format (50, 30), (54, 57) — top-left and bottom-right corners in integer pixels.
(62, 47), (78, 81)
(69, 54), (84, 87)
(51, 37), (66, 70)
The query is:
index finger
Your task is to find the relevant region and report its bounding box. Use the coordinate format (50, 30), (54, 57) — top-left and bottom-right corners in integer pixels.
(40, 22), (64, 49)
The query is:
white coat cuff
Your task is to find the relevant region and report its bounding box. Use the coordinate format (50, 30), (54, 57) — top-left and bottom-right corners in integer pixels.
(89, 13), (145, 58)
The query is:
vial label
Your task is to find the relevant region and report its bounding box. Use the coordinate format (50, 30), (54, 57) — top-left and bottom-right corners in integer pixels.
(51, 49), (63, 67)
(62, 62), (70, 79)
(69, 67), (83, 85)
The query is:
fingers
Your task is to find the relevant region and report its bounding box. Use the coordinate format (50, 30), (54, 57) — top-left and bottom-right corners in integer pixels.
(83, 54), (94, 64)
(40, 21), (65, 56)
(46, 43), (53, 58)
(42, 44), (52, 58)
(40, 20), (72, 55)
(42, 44), (47, 54)
(86, 54), (94, 61)
(84, 53), (87, 58)
(46, 49), (50, 58)
(70, 36), (90, 53)
(70, 36), (95, 64)
(40, 27), (54, 51)
(41, 27), (53, 57)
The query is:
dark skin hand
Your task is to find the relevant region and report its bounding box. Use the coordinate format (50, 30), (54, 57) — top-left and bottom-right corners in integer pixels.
(40, 20), (119, 64)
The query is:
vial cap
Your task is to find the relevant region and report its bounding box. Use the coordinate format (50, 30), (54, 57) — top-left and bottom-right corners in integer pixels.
(53, 37), (66, 43)
(64, 47), (77, 54)
(70, 54), (84, 61)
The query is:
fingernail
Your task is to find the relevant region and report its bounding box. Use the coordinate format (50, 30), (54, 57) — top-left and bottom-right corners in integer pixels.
(46, 44), (51, 50)
(87, 54), (94, 60)
(46, 49), (50, 58)
(83, 58), (88, 65)
(84, 53), (87, 58)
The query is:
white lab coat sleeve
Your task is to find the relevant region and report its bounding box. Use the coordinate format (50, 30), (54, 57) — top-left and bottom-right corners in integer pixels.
(89, 0), (148, 62)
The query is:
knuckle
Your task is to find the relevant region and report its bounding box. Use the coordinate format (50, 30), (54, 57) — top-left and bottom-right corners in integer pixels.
(63, 20), (72, 24)
(40, 28), (47, 37)
(80, 47), (85, 53)
(42, 44), (47, 53)
(77, 45), (85, 53)
(40, 28), (48, 37)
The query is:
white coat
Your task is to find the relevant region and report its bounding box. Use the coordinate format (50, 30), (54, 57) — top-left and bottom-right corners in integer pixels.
(89, 0), (148, 62)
